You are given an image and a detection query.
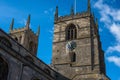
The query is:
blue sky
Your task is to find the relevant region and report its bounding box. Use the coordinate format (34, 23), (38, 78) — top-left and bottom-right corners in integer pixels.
(0, 0), (120, 80)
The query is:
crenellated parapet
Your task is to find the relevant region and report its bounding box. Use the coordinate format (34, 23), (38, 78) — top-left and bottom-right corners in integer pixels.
(9, 15), (40, 37)
(55, 11), (91, 23)
(54, 0), (92, 23)
(9, 15), (40, 56)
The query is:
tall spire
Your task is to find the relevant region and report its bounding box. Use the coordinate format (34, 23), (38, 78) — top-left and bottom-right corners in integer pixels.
(36, 25), (40, 36)
(71, 5), (74, 16)
(87, 0), (91, 12)
(10, 18), (14, 31)
(26, 14), (30, 29)
(55, 6), (58, 21)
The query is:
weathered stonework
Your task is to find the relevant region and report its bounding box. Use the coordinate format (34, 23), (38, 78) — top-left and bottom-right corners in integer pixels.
(0, 17), (68, 80)
(0, 0), (110, 80)
(52, 1), (110, 79)
(9, 16), (39, 56)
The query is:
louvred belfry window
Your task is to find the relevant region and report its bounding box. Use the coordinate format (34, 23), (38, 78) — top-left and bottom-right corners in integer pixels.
(66, 24), (77, 40)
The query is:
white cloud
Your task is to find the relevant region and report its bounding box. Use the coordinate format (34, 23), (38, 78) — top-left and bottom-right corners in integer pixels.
(94, 0), (120, 54)
(100, 11), (111, 23)
(106, 45), (120, 53)
(94, 0), (120, 24)
(111, 10), (120, 21)
(110, 23), (120, 42)
(107, 56), (120, 67)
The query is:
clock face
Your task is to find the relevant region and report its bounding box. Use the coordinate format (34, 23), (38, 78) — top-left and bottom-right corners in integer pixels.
(66, 41), (76, 51)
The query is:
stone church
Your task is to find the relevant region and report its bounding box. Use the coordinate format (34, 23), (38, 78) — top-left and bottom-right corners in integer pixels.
(0, 0), (110, 80)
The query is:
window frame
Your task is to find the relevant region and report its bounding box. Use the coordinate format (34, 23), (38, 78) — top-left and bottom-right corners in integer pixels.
(66, 24), (77, 40)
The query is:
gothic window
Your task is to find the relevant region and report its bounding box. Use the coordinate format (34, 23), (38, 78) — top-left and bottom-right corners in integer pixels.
(0, 57), (8, 80)
(15, 37), (18, 42)
(29, 41), (34, 53)
(19, 36), (22, 43)
(71, 52), (76, 62)
(66, 24), (77, 40)
(0, 36), (12, 47)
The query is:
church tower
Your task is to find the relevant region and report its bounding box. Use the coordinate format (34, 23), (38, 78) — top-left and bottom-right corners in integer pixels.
(9, 15), (40, 56)
(52, 0), (110, 80)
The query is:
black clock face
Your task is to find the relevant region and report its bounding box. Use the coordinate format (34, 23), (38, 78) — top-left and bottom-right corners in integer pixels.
(66, 41), (76, 51)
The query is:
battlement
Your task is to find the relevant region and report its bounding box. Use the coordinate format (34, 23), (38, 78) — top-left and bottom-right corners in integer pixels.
(9, 15), (40, 56)
(10, 26), (26, 33)
(55, 11), (91, 23)
(9, 15), (40, 36)
(10, 27), (38, 37)
(54, 0), (91, 23)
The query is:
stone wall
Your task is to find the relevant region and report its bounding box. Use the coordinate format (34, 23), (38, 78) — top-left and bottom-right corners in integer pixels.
(0, 29), (69, 80)
(52, 12), (110, 80)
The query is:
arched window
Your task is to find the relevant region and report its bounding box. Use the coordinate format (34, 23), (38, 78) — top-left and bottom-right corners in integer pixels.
(66, 24), (77, 40)
(0, 57), (8, 80)
(15, 37), (18, 42)
(0, 36), (12, 47)
(19, 36), (22, 43)
(71, 52), (76, 62)
(29, 41), (34, 52)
